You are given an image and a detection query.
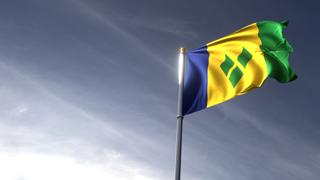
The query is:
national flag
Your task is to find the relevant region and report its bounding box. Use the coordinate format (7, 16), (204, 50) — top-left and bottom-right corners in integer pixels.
(182, 20), (297, 115)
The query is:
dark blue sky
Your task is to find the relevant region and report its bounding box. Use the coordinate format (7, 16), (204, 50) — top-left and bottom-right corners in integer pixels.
(0, 0), (319, 179)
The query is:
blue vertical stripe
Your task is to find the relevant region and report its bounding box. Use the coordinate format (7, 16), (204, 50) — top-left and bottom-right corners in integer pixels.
(182, 46), (209, 115)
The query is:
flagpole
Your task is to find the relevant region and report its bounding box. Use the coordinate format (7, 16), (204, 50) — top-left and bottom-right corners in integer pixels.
(175, 47), (186, 180)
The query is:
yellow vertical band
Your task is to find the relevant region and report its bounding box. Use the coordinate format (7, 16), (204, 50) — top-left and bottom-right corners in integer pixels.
(206, 23), (269, 108)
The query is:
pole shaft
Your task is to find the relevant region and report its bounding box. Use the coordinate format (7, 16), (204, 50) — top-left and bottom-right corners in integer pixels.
(175, 116), (183, 180)
(175, 47), (186, 180)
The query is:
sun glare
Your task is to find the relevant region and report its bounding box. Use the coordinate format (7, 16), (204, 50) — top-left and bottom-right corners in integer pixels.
(178, 52), (184, 85)
(0, 151), (155, 180)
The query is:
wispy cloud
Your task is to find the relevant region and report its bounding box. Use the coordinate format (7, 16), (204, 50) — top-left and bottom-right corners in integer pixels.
(71, 0), (174, 72)
(0, 60), (170, 179)
(109, 14), (199, 39)
(0, 147), (157, 180)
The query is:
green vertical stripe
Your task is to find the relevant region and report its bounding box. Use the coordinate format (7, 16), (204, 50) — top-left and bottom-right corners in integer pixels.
(257, 21), (297, 83)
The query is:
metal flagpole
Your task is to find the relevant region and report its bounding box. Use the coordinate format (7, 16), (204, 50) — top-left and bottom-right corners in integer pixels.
(175, 47), (186, 180)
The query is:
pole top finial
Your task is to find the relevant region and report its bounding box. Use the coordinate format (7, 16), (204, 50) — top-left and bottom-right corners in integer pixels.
(179, 47), (186, 54)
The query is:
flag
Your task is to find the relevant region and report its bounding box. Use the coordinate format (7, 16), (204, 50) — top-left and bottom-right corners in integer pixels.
(182, 20), (297, 115)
